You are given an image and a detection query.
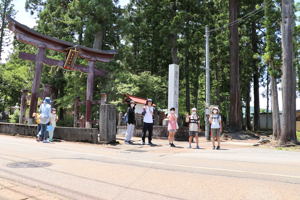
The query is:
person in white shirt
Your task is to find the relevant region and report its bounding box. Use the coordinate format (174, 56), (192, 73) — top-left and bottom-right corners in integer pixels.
(142, 99), (154, 145)
(209, 107), (222, 150)
(39, 97), (51, 143)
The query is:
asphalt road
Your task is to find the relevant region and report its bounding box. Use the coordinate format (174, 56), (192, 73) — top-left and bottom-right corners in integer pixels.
(0, 134), (300, 200)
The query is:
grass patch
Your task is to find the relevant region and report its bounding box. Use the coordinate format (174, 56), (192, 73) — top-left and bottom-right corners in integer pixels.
(297, 131), (300, 141)
(276, 146), (300, 151)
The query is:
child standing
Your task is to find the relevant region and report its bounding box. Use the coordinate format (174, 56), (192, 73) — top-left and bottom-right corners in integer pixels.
(209, 107), (222, 150)
(186, 108), (200, 149)
(167, 107), (178, 147)
(49, 108), (58, 142)
(33, 112), (41, 141)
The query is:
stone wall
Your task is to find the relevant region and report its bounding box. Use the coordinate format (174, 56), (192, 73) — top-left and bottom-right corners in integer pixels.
(0, 122), (98, 143)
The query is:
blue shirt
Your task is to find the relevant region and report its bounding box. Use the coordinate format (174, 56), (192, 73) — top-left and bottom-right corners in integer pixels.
(39, 103), (51, 124)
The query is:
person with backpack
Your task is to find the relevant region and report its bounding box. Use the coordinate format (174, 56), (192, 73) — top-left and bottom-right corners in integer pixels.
(209, 107), (222, 150)
(39, 97), (52, 143)
(125, 101), (136, 144)
(167, 107), (178, 147)
(186, 108), (201, 149)
(142, 99), (154, 145)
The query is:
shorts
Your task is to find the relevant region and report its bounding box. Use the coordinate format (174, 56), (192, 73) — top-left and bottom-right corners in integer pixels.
(211, 128), (220, 137)
(189, 131), (198, 137)
(168, 129), (177, 133)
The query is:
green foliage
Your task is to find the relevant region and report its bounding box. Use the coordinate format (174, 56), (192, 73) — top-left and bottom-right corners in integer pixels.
(109, 71), (167, 110)
(9, 108), (19, 123)
(0, 51), (32, 108)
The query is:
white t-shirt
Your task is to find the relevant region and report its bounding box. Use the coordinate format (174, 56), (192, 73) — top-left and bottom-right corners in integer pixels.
(188, 114), (200, 132)
(210, 114), (221, 129)
(143, 106), (154, 123)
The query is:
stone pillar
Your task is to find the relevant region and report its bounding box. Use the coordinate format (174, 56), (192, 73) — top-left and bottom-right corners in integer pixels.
(168, 64), (179, 116)
(118, 112), (123, 126)
(100, 93), (107, 104)
(73, 97), (80, 127)
(19, 89), (28, 124)
(99, 104), (116, 144)
(29, 46), (46, 124)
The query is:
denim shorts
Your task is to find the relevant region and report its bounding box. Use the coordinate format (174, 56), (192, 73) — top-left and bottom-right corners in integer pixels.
(189, 131), (198, 137)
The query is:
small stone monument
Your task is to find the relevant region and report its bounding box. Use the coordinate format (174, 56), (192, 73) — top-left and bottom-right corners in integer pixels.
(99, 104), (117, 143)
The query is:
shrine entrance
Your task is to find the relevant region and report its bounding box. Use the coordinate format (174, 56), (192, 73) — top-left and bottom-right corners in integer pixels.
(7, 16), (116, 128)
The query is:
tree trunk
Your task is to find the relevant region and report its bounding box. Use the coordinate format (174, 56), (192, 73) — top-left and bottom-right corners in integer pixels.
(85, 30), (103, 128)
(246, 83), (252, 131)
(279, 0), (297, 145)
(0, 0), (9, 60)
(251, 20), (260, 131)
(170, 0), (179, 65)
(229, 0), (242, 132)
(185, 51), (190, 113)
(193, 59), (200, 109)
(170, 33), (179, 65)
(270, 73), (281, 139)
(266, 72), (269, 129)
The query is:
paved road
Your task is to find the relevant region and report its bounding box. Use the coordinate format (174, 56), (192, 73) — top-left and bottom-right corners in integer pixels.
(0, 134), (300, 200)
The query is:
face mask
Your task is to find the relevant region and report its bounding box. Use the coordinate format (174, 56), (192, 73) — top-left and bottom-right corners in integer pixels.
(131, 104), (134, 107)
(192, 111), (196, 114)
(170, 111), (175, 114)
(213, 110), (217, 114)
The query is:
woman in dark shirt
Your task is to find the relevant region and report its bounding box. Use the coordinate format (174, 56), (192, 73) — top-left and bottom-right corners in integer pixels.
(125, 101), (136, 144)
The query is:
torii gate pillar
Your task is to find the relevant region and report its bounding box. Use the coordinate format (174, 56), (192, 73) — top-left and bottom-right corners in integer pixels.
(28, 46), (45, 124)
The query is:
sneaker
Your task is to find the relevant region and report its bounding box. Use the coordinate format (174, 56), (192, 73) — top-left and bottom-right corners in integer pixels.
(125, 141), (130, 144)
(212, 146), (216, 150)
(142, 141), (145, 145)
(189, 144), (192, 148)
(216, 146), (220, 150)
(128, 141), (134, 144)
(149, 142), (153, 146)
(196, 145), (200, 149)
(171, 143), (176, 147)
(43, 140), (49, 143)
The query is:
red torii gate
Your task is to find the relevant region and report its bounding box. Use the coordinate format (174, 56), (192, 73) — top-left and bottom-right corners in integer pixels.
(7, 16), (116, 128)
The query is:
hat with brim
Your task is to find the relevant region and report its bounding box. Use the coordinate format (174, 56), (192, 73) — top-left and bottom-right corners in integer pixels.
(212, 107), (219, 112)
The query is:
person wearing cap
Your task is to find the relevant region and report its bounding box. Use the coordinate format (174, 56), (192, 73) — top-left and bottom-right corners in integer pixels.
(209, 107), (222, 150)
(142, 99), (154, 145)
(125, 100), (136, 144)
(39, 97), (52, 143)
(48, 108), (58, 142)
(186, 108), (201, 149)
